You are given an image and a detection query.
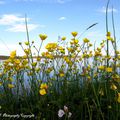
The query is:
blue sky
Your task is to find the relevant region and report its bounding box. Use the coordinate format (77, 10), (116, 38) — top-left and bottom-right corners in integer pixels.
(0, 0), (120, 55)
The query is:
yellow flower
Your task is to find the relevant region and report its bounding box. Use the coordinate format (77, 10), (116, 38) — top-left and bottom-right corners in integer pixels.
(73, 39), (79, 44)
(42, 52), (54, 59)
(105, 67), (112, 72)
(39, 89), (46, 95)
(67, 47), (74, 53)
(24, 41), (29, 45)
(89, 43), (93, 47)
(115, 51), (119, 54)
(87, 76), (91, 81)
(98, 66), (105, 70)
(14, 59), (20, 65)
(117, 93), (120, 103)
(45, 43), (58, 52)
(83, 38), (89, 43)
(112, 74), (120, 82)
(39, 34), (47, 40)
(22, 55), (27, 59)
(24, 49), (30, 55)
(97, 47), (101, 52)
(106, 32), (111, 37)
(37, 57), (41, 61)
(110, 84), (117, 90)
(10, 50), (16, 58)
(107, 36), (113, 41)
(99, 88), (104, 96)
(8, 84), (15, 89)
(71, 31), (78, 37)
(40, 83), (48, 89)
(31, 62), (37, 67)
(59, 72), (65, 77)
(61, 37), (66, 41)
(94, 51), (102, 57)
(0, 82), (2, 86)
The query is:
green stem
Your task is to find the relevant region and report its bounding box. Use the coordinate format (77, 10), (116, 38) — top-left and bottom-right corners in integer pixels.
(106, 0), (110, 67)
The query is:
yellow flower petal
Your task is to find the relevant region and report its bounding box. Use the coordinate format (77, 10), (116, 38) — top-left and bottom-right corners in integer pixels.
(39, 89), (47, 95)
(8, 84), (15, 89)
(39, 34), (47, 40)
(71, 31), (78, 37)
(40, 83), (48, 89)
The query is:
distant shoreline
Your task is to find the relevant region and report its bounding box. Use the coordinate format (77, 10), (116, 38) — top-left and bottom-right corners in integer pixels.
(0, 55), (9, 60)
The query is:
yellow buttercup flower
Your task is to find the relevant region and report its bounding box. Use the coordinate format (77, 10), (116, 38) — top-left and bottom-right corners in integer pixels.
(71, 31), (78, 37)
(112, 74), (120, 82)
(45, 43), (58, 52)
(39, 89), (46, 95)
(39, 34), (47, 40)
(37, 57), (41, 61)
(46, 67), (53, 74)
(31, 62), (37, 67)
(40, 83), (48, 89)
(87, 76), (91, 81)
(8, 84), (15, 89)
(106, 32), (111, 37)
(106, 67), (112, 72)
(73, 39), (79, 44)
(14, 59), (20, 65)
(24, 41), (29, 45)
(0, 82), (2, 86)
(61, 37), (66, 41)
(59, 72), (65, 77)
(24, 49), (30, 55)
(89, 43), (93, 47)
(98, 66), (105, 70)
(117, 93), (120, 103)
(10, 50), (16, 58)
(110, 84), (117, 90)
(83, 38), (89, 43)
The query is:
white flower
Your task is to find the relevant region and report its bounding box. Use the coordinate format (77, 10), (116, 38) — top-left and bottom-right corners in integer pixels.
(58, 109), (65, 118)
(64, 105), (68, 112)
(68, 112), (72, 118)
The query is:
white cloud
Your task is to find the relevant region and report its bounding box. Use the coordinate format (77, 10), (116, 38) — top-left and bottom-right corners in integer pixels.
(6, 24), (38, 32)
(0, 14), (42, 32)
(99, 7), (118, 13)
(0, 14), (26, 25)
(58, 16), (66, 20)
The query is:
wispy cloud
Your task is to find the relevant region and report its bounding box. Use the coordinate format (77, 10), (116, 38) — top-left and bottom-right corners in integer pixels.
(98, 7), (118, 13)
(6, 24), (38, 32)
(0, 14), (41, 32)
(0, 14), (26, 25)
(58, 16), (66, 20)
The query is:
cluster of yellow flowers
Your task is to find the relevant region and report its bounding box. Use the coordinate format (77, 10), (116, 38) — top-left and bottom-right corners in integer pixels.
(39, 83), (48, 95)
(0, 32), (120, 105)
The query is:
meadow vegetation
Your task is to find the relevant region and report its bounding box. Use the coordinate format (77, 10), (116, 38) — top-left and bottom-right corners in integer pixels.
(0, 0), (120, 119)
